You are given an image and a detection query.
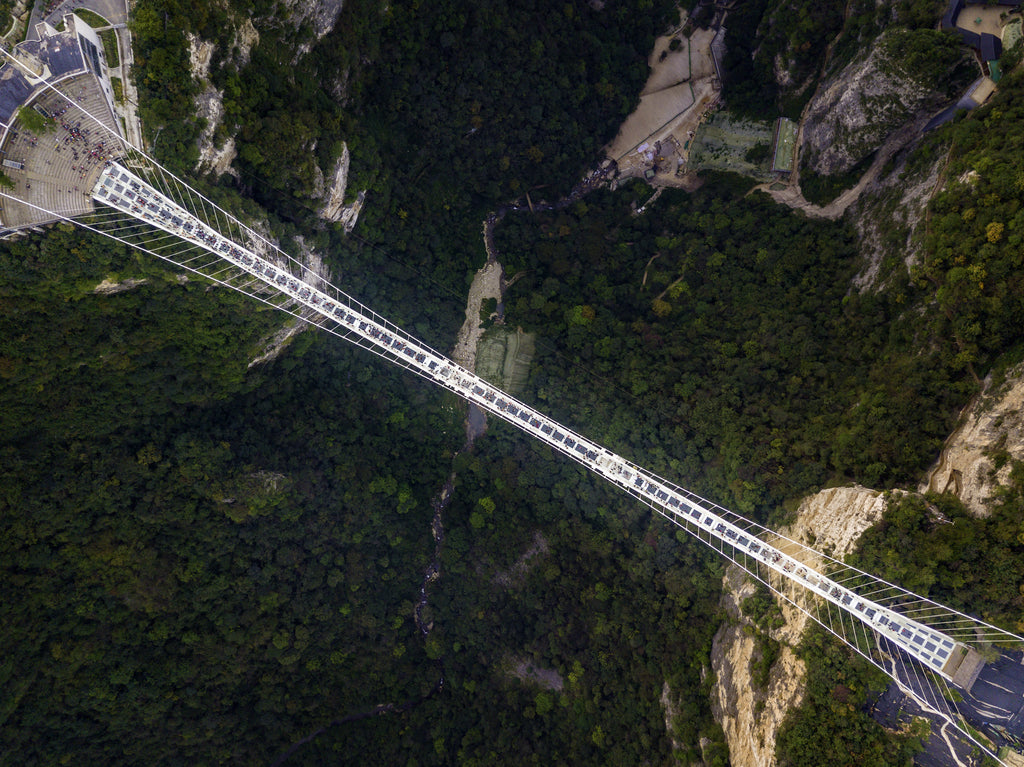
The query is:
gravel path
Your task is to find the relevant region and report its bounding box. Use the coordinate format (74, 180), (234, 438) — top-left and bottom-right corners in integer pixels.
(450, 218), (504, 371)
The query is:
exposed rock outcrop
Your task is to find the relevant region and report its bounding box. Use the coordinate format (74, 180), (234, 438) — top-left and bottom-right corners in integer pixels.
(247, 236), (335, 366)
(193, 86), (238, 178)
(248, 319), (306, 368)
(711, 365), (1024, 765)
(802, 29), (970, 176)
(711, 567), (805, 767)
(848, 137), (945, 290)
(318, 144), (365, 231)
(187, 22), (257, 176)
(920, 364), (1024, 516)
(185, 8), (357, 208)
(188, 34), (215, 80)
(711, 485), (889, 767)
(506, 656), (564, 692)
(232, 19), (260, 69)
(93, 277), (148, 294)
(285, 0), (346, 43)
(783, 485), (891, 566)
(451, 259), (503, 372)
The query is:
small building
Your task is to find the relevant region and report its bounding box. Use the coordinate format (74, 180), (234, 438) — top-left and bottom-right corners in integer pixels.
(958, 28), (982, 49)
(980, 32), (1002, 62)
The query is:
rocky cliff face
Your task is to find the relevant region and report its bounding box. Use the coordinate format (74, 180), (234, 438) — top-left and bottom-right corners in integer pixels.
(710, 567), (805, 767)
(847, 137), (944, 290)
(802, 29), (966, 176)
(185, 8), (356, 217)
(711, 358), (1024, 766)
(711, 486), (889, 767)
(920, 364), (1024, 516)
(188, 24), (258, 178)
(285, 0), (346, 43)
(318, 144), (365, 231)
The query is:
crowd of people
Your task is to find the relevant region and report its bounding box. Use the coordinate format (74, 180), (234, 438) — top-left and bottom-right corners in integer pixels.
(49, 100), (113, 185)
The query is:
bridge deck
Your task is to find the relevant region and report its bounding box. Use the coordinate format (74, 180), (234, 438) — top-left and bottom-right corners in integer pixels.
(90, 159), (968, 684)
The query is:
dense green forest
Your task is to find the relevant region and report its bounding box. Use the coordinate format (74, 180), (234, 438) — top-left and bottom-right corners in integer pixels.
(0, 227), (461, 763)
(132, 0), (679, 303)
(0, 224), (734, 763)
(494, 176), (966, 512)
(3, 0), (741, 764)
(774, 623), (926, 767)
(4, 0), (1024, 763)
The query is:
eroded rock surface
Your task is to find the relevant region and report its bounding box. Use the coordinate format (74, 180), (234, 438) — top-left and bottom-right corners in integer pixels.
(285, 0), (346, 42)
(710, 567), (805, 767)
(802, 29), (969, 176)
(711, 485), (888, 767)
(318, 144), (365, 230)
(921, 365), (1024, 516)
(93, 277), (148, 294)
(848, 139), (945, 290)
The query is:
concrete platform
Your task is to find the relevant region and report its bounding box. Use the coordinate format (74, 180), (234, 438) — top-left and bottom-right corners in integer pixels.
(945, 645), (986, 692)
(0, 72), (119, 229)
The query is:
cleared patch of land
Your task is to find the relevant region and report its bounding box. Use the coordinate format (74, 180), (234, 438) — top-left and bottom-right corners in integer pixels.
(689, 112), (774, 180)
(451, 260), (502, 372)
(605, 24), (721, 184)
(607, 83), (694, 159)
(957, 6), (1007, 38)
(643, 37), (690, 94)
(506, 656), (564, 692)
(476, 326), (535, 395)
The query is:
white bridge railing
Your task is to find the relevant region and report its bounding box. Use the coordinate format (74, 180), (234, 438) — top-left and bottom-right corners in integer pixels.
(1, 59), (1022, 764)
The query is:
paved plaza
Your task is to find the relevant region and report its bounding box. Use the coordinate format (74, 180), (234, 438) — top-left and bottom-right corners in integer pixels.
(0, 74), (119, 228)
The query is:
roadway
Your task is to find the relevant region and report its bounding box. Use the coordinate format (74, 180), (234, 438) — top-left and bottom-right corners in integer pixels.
(873, 683), (977, 767)
(968, 651), (1024, 744)
(877, 643), (1024, 760)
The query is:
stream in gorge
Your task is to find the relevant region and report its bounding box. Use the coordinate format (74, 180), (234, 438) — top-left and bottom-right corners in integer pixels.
(413, 161), (615, 646)
(274, 168), (612, 762)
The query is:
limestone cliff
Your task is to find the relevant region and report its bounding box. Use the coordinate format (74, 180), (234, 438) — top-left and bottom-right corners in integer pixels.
(711, 486), (889, 767)
(185, 7), (359, 218)
(187, 24), (256, 178)
(802, 28), (973, 176)
(284, 0), (346, 44)
(920, 363), (1024, 516)
(318, 144), (365, 231)
(193, 86), (237, 178)
(847, 136), (945, 290)
(185, 6), (339, 171)
(711, 359), (1024, 766)
(710, 568), (805, 767)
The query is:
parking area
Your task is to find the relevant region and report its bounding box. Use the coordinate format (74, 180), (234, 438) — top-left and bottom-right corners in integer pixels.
(605, 24), (722, 184)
